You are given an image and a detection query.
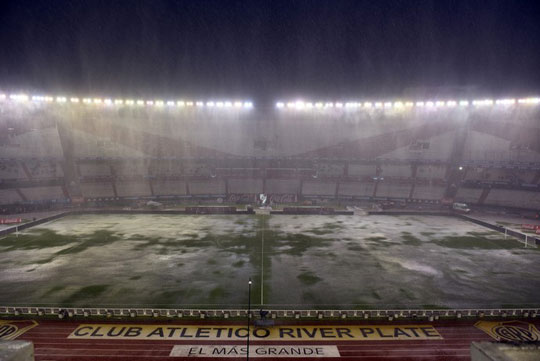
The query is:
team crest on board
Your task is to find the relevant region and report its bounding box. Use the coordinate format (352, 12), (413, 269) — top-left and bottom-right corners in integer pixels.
(475, 321), (540, 342)
(0, 320), (38, 340)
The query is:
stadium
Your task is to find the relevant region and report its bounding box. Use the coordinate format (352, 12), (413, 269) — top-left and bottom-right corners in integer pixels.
(1, 91), (540, 360)
(1, 93), (540, 308)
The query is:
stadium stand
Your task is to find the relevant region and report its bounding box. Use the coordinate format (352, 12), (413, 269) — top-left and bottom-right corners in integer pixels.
(0, 160), (28, 180)
(316, 163), (345, 177)
(78, 163), (112, 178)
(375, 182), (413, 199)
(265, 179), (300, 194)
(411, 184), (446, 200)
(302, 181), (337, 196)
(484, 189), (540, 209)
(80, 182), (115, 198)
(149, 160), (183, 177)
(115, 180), (152, 197)
(380, 164), (412, 178)
(188, 179), (226, 195)
(113, 161), (150, 177)
(265, 168), (298, 178)
(337, 181), (375, 197)
(25, 160), (64, 179)
(0, 128), (64, 159)
(152, 180), (187, 196)
(228, 178), (263, 194)
(183, 162), (212, 177)
(0, 189), (23, 204)
(416, 165), (447, 180)
(348, 164), (376, 177)
(1, 95), (540, 211)
(20, 186), (66, 201)
(0, 160), (27, 181)
(454, 187), (483, 204)
(464, 168), (538, 185)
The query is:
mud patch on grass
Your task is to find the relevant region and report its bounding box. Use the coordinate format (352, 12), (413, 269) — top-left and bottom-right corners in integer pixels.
(62, 284), (109, 305)
(297, 271), (322, 286)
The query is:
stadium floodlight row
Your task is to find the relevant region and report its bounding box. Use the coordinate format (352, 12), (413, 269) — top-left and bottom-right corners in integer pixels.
(0, 93), (253, 109)
(2, 92), (540, 111)
(275, 97), (540, 110)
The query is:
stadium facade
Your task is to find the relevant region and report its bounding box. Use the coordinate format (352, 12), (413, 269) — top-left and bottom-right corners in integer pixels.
(1, 94), (540, 212)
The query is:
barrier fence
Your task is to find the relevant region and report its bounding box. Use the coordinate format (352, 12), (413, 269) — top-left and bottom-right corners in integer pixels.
(1, 305), (538, 321)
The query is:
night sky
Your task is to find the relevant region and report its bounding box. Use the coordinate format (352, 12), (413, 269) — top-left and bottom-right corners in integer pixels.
(1, 0), (540, 104)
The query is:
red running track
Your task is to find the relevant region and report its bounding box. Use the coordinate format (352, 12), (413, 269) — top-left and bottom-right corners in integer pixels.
(9, 319), (517, 360)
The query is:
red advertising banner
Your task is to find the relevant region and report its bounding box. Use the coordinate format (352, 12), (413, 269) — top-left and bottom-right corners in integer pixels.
(522, 224), (540, 230)
(0, 218), (22, 224)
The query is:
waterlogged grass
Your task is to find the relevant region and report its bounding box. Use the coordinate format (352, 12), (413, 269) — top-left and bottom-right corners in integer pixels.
(56, 230), (122, 255)
(297, 271), (322, 286)
(365, 236), (386, 242)
(268, 232), (335, 257)
(402, 233), (423, 246)
(42, 285), (67, 297)
(232, 260), (245, 268)
(63, 285), (109, 305)
(432, 236), (525, 250)
(2, 213), (540, 309)
(0, 229), (125, 256)
(209, 286), (229, 301)
(0, 229), (75, 251)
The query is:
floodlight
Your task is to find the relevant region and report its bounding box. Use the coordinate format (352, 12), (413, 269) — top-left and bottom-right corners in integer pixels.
(10, 94), (28, 102)
(70, 97), (80, 103)
(495, 99), (515, 105)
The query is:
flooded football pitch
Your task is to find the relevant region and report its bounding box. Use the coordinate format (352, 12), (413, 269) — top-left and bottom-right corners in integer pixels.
(0, 213), (538, 309)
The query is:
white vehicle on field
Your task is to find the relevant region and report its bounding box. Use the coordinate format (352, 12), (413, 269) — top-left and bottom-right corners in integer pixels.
(452, 202), (471, 213)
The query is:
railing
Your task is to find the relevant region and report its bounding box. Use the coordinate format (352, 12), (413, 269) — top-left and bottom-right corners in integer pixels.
(1, 306), (538, 321)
